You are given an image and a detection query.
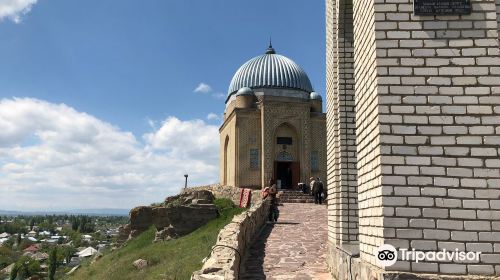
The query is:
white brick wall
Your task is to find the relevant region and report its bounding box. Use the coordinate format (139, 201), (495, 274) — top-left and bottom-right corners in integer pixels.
(326, 0), (359, 246)
(497, 0), (500, 41)
(327, 0), (500, 276)
(352, 0), (385, 266)
(374, 0), (500, 275)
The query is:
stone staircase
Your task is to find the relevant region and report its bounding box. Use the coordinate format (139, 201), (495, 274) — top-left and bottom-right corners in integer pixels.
(278, 189), (315, 203)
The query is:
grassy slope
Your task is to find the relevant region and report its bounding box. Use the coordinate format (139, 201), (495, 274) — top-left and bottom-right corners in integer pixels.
(69, 199), (244, 280)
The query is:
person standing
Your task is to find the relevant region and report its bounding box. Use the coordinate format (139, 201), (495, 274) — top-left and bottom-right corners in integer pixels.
(310, 177), (319, 204)
(317, 177), (325, 205)
(266, 178), (279, 221)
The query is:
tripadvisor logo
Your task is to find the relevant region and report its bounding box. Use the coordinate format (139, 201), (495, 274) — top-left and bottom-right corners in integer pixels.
(376, 244), (398, 267)
(376, 244), (482, 267)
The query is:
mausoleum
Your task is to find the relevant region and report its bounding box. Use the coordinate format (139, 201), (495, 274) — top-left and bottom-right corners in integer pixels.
(220, 44), (327, 190)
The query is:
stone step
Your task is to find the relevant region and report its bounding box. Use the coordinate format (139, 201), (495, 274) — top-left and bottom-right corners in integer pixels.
(279, 194), (313, 197)
(278, 190), (315, 203)
(279, 194), (312, 198)
(278, 193), (315, 203)
(279, 191), (311, 195)
(280, 198), (315, 203)
(280, 196), (313, 200)
(281, 197), (314, 201)
(279, 192), (312, 196)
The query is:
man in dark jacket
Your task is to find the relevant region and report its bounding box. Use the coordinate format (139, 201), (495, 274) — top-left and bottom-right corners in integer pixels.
(310, 177), (323, 204)
(317, 178), (325, 204)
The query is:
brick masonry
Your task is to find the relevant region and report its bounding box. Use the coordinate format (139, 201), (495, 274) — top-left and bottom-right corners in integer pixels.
(326, 0), (360, 246)
(326, 0), (500, 277)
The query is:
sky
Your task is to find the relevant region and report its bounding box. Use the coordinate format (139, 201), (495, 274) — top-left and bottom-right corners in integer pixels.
(0, 0), (325, 211)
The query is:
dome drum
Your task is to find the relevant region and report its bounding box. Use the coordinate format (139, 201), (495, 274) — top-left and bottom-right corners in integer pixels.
(310, 99), (322, 113)
(310, 92), (323, 113)
(235, 87), (256, 109)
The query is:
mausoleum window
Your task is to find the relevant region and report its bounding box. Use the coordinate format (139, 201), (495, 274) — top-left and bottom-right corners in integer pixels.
(250, 149), (259, 169)
(311, 151), (319, 171)
(277, 137), (292, 145)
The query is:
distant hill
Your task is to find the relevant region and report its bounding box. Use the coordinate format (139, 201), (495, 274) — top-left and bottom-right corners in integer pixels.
(0, 208), (129, 216)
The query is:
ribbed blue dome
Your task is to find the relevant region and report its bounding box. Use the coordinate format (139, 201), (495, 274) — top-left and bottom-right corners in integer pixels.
(228, 50), (313, 96)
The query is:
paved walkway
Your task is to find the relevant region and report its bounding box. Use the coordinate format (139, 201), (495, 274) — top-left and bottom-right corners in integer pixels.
(240, 203), (330, 280)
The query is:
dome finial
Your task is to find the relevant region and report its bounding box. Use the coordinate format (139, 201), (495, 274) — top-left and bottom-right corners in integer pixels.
(265, 37), (275, 54)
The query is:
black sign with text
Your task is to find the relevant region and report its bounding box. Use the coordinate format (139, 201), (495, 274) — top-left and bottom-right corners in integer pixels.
(414, 0), (471, 15)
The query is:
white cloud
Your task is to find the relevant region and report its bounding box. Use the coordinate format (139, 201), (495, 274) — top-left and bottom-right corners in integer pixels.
(143, 117), (219, 160)
(193, 83), (226, 100)
(211, 92), (226, 100)
(0, 0), (37, 23)
(206, 113), (220, 121)
(0, 98), (220, 210)
(193, 83), (212, 94)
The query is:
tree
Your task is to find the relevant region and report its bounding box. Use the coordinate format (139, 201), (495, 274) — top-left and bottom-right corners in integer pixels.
(60, 246), (76, 264)
(47, 215), (54, 225)
(69, 231), (83, 248)
(48, 247), (57, 280)
(16, 257), (29, 279)
(16, 233), (21, 246)
(9, 263), (18, 280)
(29, 219), (34, 231)
(71, 216), (79, 231)
(15, 256), (40, 279)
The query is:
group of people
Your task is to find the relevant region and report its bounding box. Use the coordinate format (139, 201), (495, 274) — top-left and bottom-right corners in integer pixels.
(309, 177), (325, 204)
(261, 177), (326, 223)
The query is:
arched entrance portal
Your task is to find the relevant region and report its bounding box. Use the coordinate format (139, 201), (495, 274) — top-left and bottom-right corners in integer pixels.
(273, 123), (300, 189)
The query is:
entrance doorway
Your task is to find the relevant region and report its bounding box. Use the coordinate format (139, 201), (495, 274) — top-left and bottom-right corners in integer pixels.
(274, 161), (300, 189)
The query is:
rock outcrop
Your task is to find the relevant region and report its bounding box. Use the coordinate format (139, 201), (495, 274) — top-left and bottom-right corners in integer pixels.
(128, 190), (219, 240)
(117, 224), (131, 243)
(133, 259), (148, 270)
(129, 206), (153, 237)
(151, 205), (218, 241)
(154, 225), (177, 242)
(181, 184), (262, 206)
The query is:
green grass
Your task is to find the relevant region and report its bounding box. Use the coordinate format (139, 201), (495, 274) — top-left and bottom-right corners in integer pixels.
(68, 199), (244, 280)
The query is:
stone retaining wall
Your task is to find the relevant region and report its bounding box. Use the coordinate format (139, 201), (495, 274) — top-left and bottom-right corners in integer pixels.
(127, 195), (218, 239)
(182, 184), (262, 207)
(191, 198), (270, 280)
